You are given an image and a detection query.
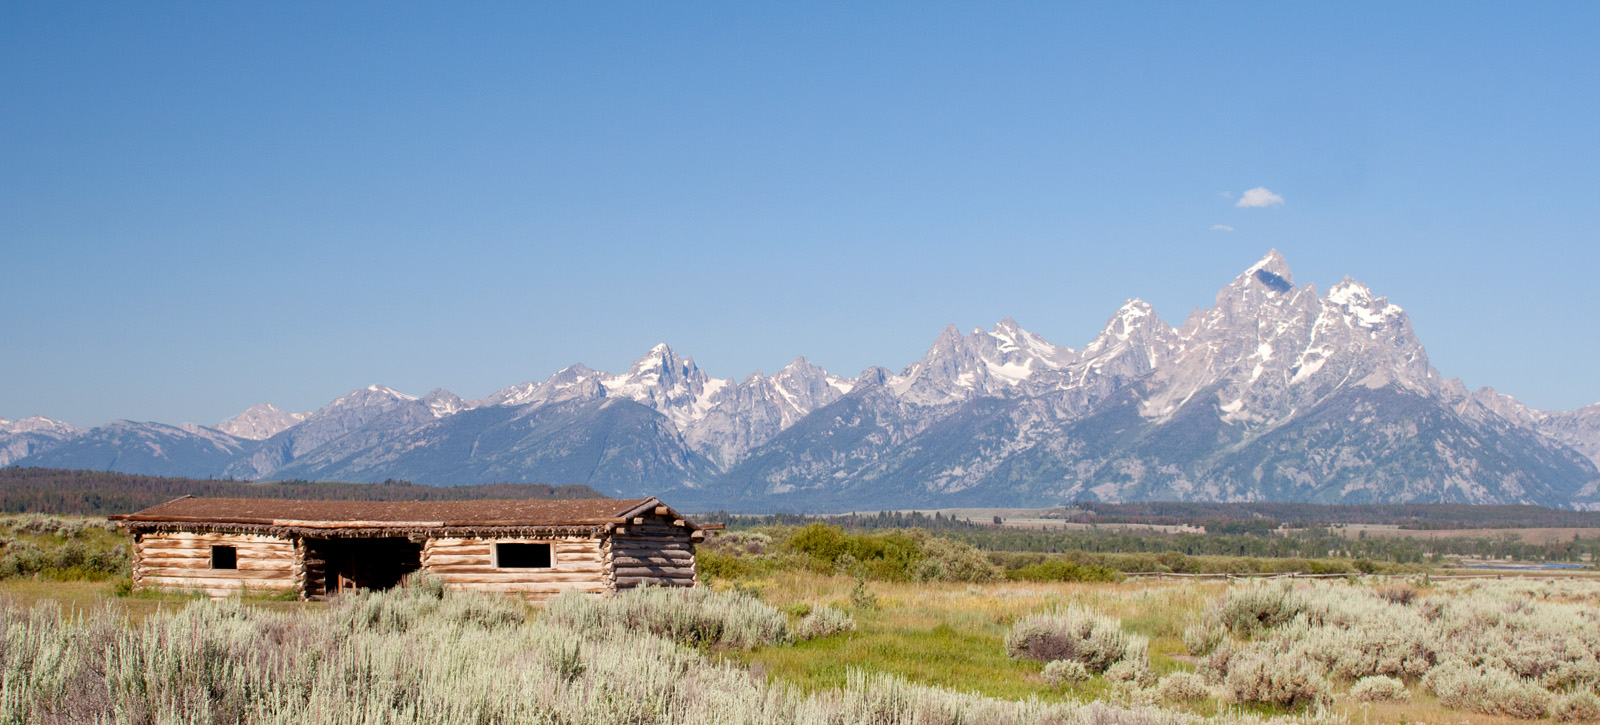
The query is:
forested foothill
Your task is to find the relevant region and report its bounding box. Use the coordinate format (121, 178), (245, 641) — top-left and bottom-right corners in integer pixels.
(0, 467), (604, 515)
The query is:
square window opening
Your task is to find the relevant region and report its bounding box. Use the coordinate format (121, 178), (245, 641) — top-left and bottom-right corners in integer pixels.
(211, 545), (237, 570)
(495, 543), (552, 569)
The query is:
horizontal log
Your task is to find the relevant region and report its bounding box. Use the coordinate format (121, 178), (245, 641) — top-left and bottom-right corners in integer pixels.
(608, 534), (691, 544)
(443, 578), (607, 590)
(612, 551), (693, 561)
(138, 559), (292, 572)
(613, 528), (690, 537)
(424, 551), (600, 565)
(424, 563), (604, 575)
(615, 566), (695, 578)
(429, 537), (592, 547)
(424, 547), (600, 560)
(139, 585), (282, 599)
(612, 547), (693, 559)
(141, 534), (292, 545)
(138, 552), (283, 563)
(615, 577), (695, 588)
(140, 541), (295, 553)
(140, 575), (296, 589)
(140, 548), (294, 561)
(140, 549), (295, 563)
(612, 555), (693, 568)
(139, 567), (295, 582)
(428, 572), (610, 585)
(611, 538), (692, 548)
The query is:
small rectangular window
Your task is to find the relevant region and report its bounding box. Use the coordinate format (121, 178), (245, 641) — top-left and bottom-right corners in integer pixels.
(495, 543), (551, 569)
(211, 545), (237, 570)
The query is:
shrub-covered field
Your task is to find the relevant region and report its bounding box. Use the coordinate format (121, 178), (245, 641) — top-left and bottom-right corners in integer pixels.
(5, 572), (1597, 723)
(0, 515), (128, 582)
(0, 575), (1284, 725)
(3, 514), (1598, 723)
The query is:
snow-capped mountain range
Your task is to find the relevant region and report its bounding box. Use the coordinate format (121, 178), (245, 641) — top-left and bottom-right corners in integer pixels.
(5, 251), (1598, 511)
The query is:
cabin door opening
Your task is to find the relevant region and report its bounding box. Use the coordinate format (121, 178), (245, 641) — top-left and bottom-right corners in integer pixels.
(303, 537), (422, 598)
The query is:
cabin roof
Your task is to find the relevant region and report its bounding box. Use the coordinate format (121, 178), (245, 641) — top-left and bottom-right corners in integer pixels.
(109, 496), (664, 529)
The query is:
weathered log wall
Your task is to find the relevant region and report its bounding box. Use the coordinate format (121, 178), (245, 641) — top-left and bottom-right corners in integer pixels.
(133, 532), (297, 598)
(609, 516), (698, 590)
(421, 536), (607, 602)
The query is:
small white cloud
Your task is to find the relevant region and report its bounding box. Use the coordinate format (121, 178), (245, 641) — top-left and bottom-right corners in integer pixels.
(1235, 187), (1285, 208)
(1210, 224), (1235, 232)
(1218, 191), (1234, 199)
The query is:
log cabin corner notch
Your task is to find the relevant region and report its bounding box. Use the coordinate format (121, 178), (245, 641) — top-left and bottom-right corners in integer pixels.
(107, 495), (723, 601)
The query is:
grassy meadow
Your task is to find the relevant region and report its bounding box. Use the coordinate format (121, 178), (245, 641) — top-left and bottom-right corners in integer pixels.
(1, 512), (1598, 723)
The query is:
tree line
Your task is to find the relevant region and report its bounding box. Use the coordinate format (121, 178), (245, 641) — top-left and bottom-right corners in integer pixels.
(0, 468), (605, 515)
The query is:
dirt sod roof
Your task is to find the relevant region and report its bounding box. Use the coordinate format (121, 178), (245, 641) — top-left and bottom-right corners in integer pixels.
(110, 496), (660, 529)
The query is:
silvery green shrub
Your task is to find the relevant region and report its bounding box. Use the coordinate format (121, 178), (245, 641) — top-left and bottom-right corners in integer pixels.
(545, 583), (790, 649)
(1182, 620), (1225, 656)
(793, 605), (855, 640)
(1424, 661), (1551, 719)
(1042, 659), (1091, 687)
(1005, 607), (1145, 673)
(1156, 672), (1210, 702)
(1347, 675), (1409, 702)
(1221, 646), (1331, 709)
(1553, 691), (1600, 723)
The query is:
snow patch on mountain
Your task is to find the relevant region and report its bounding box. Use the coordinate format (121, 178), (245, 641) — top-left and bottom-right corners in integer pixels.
(217, 404), (308, 440)
(0, 416), (83, 436)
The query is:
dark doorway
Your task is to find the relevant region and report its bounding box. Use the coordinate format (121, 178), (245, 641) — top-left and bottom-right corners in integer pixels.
(302, 537), (421, 599)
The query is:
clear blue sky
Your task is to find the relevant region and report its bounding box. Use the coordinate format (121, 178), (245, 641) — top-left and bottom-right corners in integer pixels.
(3, 2), (1597, 426)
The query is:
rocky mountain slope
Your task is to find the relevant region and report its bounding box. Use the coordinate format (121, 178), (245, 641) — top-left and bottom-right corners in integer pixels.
(5, 251), (1597, 510)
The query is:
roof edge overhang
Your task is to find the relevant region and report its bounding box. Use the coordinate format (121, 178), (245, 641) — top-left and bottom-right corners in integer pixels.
(121, 520), (612, 539)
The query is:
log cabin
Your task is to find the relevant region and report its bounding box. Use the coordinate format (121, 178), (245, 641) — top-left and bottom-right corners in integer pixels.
(108, 495), (720, 601)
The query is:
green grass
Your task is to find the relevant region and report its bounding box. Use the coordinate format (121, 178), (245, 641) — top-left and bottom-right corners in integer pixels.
(739, 612), (1052, 700)
(719, 572), (1225, 706)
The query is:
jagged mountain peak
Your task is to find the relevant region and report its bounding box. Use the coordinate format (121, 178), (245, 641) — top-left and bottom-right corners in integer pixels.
(600, 343), (722, 430)
(1244, 248), (1294, 286)
(216, 403), (307, 440)
(419, 388), (468, 418)
(310, 385), (423, 422)
(608, 343), (710, 392)
(630, 342), (686, 371)
(362, 384), (417, 401)
(779, 355), (816, 373)
(984, 317), (1075, 359)
(773, 355), (824, 380)
(1088, 299), (1170, 348)
(854, 366), (893, 389)
(1324, 277), (1406, 327)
